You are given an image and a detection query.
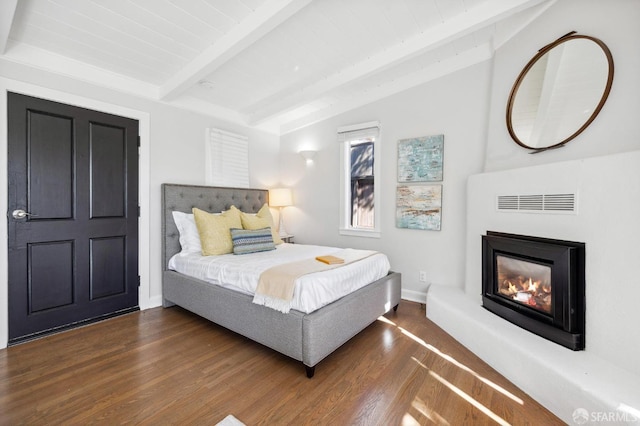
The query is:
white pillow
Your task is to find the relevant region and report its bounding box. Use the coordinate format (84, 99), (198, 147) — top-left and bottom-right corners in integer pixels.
(172, 211), (202, 254)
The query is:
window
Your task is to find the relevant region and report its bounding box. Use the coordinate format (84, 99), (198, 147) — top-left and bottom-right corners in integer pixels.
(338, 121), (381, 238)
(205, 127), (249, 188)
(350, 141), (374, 228)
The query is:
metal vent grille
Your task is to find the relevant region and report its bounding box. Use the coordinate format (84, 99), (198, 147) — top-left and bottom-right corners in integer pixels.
(543, 193), (576, 211)
(497, 193), (576, 214)
(497, 195), (519, 210)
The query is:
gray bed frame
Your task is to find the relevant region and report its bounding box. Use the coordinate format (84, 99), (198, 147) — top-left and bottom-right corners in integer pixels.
(162, 183), (401, 377)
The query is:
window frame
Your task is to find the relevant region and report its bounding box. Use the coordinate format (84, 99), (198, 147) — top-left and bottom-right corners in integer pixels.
(338, 121), (381, 238)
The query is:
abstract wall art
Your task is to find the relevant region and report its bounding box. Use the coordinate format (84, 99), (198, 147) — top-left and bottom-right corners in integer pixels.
(396, 184), (442, 231)
(397, 134), (444, 182)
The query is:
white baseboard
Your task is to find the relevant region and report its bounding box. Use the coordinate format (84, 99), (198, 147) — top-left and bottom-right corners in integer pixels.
(401, 289), (427, 304)
(141, 295), (163, 310)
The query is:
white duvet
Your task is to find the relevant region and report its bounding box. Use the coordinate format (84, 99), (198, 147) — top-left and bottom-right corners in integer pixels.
(168, 243), (391, 314)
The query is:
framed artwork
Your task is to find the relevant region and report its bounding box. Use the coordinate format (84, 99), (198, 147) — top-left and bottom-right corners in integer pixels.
(396, 185), (442, 231)
(397, 134), (444, 182)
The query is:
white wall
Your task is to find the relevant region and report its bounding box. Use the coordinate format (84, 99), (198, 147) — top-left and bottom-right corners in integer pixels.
(279, 62), (492, 300)
(473, 0), (640, 373)
(466, 151), (640, 375)
(429, 0), (640, 420)
(277, 0), (640, 418)
(0, 61), (280, 348)
(443, 152), (640, 422)
(485, 0), (640, 172)
(277, 0), (640, 305)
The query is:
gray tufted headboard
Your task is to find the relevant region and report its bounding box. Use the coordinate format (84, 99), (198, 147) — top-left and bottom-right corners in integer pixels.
(162, 184), (268, 269)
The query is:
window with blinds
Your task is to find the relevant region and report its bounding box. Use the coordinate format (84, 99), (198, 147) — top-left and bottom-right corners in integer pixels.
(205, 127), (249, 188)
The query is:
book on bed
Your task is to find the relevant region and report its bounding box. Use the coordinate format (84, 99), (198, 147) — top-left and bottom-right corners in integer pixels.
(315, 255), (344, 265)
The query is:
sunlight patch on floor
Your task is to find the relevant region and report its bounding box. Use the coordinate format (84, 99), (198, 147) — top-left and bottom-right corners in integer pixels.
(411, 395), (450, 425)
(401, 413), (421, 425)
(399, 326), (524, 405)
(429, 370), (512, 426)
(377, 316), (396, 326)
(412, 356), (429, 370)
(382, 328), (394, 350)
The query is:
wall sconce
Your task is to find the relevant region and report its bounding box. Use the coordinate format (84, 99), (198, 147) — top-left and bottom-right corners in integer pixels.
(299, 150), (317, 165)
(268, 188), (293, 237)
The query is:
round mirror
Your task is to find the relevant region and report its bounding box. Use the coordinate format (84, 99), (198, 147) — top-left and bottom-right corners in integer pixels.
(506, 32), (614, 152)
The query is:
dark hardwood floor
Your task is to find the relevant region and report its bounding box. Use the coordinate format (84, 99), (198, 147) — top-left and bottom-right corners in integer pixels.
(0, 301), (562, 425)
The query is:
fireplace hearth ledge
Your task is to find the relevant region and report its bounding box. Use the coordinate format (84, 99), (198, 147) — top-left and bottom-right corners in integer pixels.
(426, 284), (640, 424)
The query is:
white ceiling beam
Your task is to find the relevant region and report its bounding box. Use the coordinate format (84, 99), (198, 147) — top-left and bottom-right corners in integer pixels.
(163, 95), (251, 130)
(0, 0), (18, 54)
(1, 42), (160, 99)
(159, 0), (311, 101)
(278, 43), (494, 135)
(493, 0), (557, 50)
(246, 0), (551, 127)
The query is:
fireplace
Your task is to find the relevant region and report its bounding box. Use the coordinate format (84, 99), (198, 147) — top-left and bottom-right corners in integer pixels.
(482, 232), (585, 350)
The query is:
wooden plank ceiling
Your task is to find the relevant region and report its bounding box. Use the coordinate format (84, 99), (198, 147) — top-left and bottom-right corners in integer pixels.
(0, 0), (554, 134)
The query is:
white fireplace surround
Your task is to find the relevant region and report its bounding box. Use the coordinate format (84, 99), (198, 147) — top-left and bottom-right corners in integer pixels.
(427, 150), (640, 423)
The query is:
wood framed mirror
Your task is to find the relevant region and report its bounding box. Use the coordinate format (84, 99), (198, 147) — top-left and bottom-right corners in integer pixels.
(506, 32), (614, 153)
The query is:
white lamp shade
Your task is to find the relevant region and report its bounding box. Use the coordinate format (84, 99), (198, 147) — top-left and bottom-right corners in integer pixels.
(269, 188), (293, 207)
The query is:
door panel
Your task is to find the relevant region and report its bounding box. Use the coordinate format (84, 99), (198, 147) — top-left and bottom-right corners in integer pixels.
(90, 236), (126, 299)
(90, 122), (125, 218)
(8, 92), (139, 343)
(29, 241), (75, 311)
(28, 111), (74, 219)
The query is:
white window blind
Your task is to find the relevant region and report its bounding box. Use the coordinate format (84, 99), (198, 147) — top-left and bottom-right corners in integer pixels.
(337, 121), (380, 142)
(205, 127), (249, 188)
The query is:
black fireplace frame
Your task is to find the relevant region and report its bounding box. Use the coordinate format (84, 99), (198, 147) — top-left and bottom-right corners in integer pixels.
(482, 231), (585, 350)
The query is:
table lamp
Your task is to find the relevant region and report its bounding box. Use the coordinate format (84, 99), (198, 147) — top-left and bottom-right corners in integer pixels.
(269, 188), (293, 237)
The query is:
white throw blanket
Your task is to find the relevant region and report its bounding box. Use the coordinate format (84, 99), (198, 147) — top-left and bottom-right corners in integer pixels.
(253, 248), (378, 313)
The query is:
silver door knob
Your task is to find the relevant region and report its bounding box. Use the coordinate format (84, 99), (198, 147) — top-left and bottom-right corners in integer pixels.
(12, 209), (36, 219)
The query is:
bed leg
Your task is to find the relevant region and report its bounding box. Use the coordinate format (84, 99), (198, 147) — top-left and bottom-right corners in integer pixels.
(305, 365), (315, 379)
(393, 304), (399, 312)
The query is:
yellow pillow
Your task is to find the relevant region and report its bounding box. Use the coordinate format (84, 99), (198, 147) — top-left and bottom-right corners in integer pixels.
(193, 206), (242, 255)
(240, 204), (283, 245)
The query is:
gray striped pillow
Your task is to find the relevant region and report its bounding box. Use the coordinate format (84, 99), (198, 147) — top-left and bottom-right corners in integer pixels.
(230, 227), (275, 255)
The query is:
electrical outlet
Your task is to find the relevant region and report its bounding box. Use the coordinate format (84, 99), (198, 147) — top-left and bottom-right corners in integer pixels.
(419, 271), (427, 282)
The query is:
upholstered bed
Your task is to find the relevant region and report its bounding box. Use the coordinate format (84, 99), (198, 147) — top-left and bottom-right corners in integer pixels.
(162, 183), (401, 377)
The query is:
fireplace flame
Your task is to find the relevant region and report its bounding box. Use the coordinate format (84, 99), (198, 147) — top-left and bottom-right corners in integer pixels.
(498, 276), (551, 314)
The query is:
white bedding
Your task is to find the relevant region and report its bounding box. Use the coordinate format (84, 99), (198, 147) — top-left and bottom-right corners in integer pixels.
(168, 243), (391, 314)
